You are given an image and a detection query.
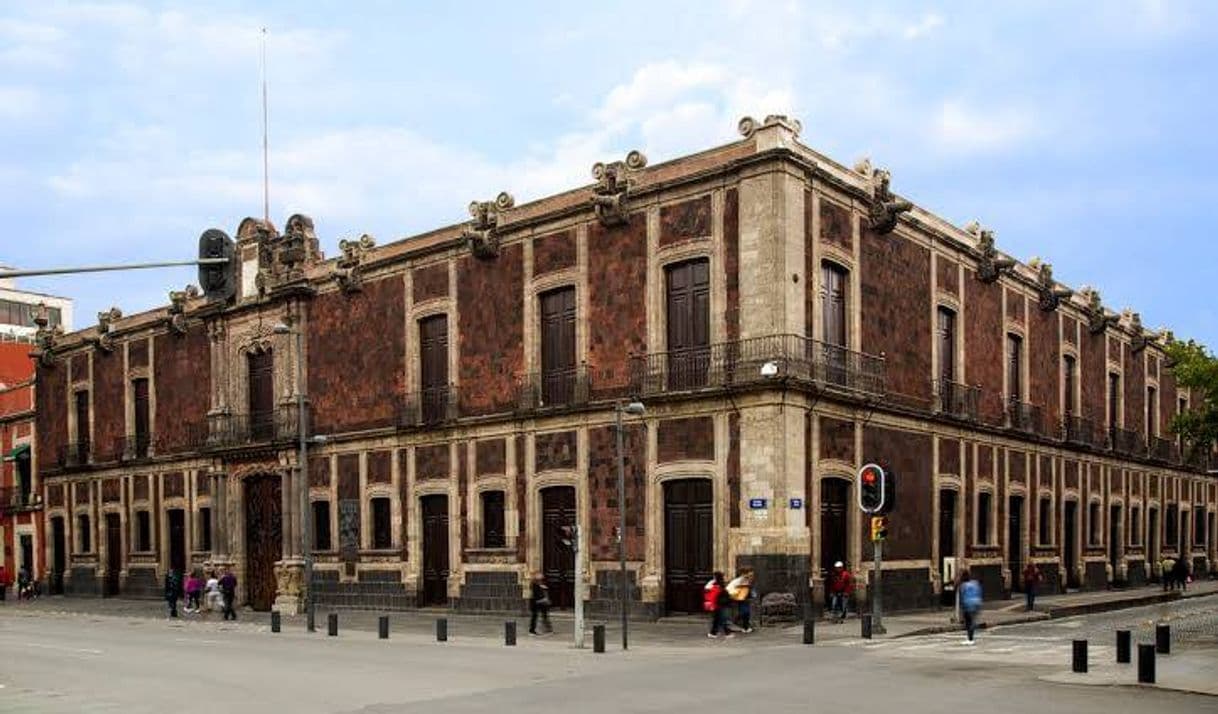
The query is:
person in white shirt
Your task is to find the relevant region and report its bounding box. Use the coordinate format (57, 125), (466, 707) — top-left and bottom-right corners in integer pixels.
(726, 569), (755, 633)
(204, 570), (223, 613)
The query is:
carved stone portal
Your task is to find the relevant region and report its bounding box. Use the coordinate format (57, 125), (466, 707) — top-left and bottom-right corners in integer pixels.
(333, 234), (377, 293)
(854, 158), (912, 234)
(463, 192), (515, 259)
(968, 222), (1016, 283)
(590, 150), (647, 227)
(1029, 259), (1073, 312)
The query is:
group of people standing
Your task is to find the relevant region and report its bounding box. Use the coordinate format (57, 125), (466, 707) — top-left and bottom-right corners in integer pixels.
(1160, 556), (1192, 592)
(164, 566), (237, 620)
(704, 568), (755, 639)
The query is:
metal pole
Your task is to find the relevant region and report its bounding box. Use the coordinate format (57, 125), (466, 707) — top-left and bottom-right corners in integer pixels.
(616, 402), (629, 650)
(297, 327), (313, 626)
(0, 258), (228, 280)
(574, 525), (585, 649)
(872, 538), (885, 634)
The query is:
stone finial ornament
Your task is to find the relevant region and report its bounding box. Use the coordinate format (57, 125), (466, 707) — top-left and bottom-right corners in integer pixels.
(737, 115), (803, 139)
(167, 287), (196, 335)
(1128, 311), (1149, 353)
(333, 234), (377, 293)
(31, 303), (63, 367)
(1079, 286), (1119, 335)
(854, 159), (912, 234)
(590, 150), (647, 227)
(967, 222), (1016, 283)
(463, 192), (515, 259)
(1030, 259), (1073, 312)
(91, 306), (122, 353)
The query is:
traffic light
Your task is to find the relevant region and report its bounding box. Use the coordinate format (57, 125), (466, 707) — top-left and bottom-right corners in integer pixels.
(858, 463), (886, 513)
(198, 228), (237, 303)
(871, 516), (888, 542)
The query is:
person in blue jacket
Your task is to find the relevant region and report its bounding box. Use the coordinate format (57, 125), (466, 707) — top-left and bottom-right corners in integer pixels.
(959, 570), (982, 646)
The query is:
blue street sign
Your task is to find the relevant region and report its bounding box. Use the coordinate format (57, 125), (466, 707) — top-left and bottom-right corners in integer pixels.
(789, 498), (803, 509)
(748, 498), (767, 510)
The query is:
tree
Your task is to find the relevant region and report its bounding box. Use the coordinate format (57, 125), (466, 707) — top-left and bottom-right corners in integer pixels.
(1165, 337), (1218, 461)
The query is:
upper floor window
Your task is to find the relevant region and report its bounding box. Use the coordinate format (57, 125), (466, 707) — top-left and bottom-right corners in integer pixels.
(1063, 355), (1078, 416)
(1108, 372), (1122, 431)
(821, 262), (849, 348)
(936, 307), (956, 383)
(1006, 334), (1023, 403)
(132, 377), (150, 457)
(247, 350), (274, 439)
(665, 259), (710, 389)
(1146, 386), (1158, 438)
(74, 389), (90, 453)
(539, 287), (577, 405)
(418, 314), (449, 423)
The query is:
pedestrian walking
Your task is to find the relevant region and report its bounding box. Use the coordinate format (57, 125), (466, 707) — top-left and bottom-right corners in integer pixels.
(959, 570), (982, 646)
(1160, 556), (1176, 591)
(1021, 562), (1042, 612)
(218, 568), (238, 621)
(204, 570), (222, 613)
(705, 571), (733, 639)
(827, 561), (853, 623)
(184, 570), (203, 614)
(727, 568), (755, 633)
(528, 572), (553, 636)
(164, 568), (182, 619)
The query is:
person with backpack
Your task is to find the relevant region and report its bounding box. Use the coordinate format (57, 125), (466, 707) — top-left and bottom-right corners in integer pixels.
(958, 570), (982, 646)
(704, 571), (733, 639)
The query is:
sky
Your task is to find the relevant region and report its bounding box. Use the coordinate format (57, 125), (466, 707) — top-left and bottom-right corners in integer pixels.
(2, 1), (1216, 346)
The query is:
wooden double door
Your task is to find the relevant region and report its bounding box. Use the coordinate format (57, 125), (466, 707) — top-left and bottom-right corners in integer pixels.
(244, 474), (282, 611)
(664, 479), (713, 614)
(421, 495), (450, 606)
(541, 487), (576, 609)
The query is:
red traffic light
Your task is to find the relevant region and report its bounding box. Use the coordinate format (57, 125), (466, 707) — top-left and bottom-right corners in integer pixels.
(862, 468), (878, 485)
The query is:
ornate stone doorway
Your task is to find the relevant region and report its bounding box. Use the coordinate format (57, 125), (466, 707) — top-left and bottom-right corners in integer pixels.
(244, 473), (283, 611)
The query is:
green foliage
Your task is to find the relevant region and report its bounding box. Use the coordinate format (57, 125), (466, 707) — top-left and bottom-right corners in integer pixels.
(1165, 338), (1218, 457)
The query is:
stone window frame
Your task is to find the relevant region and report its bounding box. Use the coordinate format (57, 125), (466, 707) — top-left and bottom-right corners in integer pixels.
(75, 511), (92, 554)
(133, 508), (154, 553)
(648, 468), (721, 594)
(196, 504), (213, 554)
(1107, 369), (1124, 432)
(367, 493), (394, 551)
(815, 257), (854, 350)
(646, 190), (727, 358)
(655, 249), (715, 355)
(310, 498), (334, 552)
(1129, 499), (1143, 548)
(407, 303), (457, 397)
(1037, 493), (1055, 548)
(363, 472), (398, 552)
(933, 300), (962, 396)
(1146, 384), (1160, 440)
(973, 485), (996, 547)
(1003, 328), (1028, 407)
(1087, 497), (1104, 547)
(472, 478), (509, 551)
(934, 478), (964, 581)
(527, 274), (585, 386)
(1061, 346), (1081, 419)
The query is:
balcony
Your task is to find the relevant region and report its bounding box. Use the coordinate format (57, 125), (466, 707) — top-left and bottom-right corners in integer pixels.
(1149, 436), (1178, 463)
(516, 366), (591, 412)
(627, 334), (886, 400)
(114, 433), (153, 463)
(395, 387), (458, 429)
(1062, 414), (1100, 448)
(1006, 398), (1044, 436)
(57, 441), (91, 470)
(207, 407), (302, 450)
(1108, 426), (1145, 456)
(934, 379), (980, 421)
(0, 487), (41, 516)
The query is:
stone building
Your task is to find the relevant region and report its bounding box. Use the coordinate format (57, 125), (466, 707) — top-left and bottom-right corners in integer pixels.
(32, 115), (1217, 616)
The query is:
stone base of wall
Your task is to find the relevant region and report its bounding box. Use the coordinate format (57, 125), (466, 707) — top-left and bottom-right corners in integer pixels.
(969, 565), (1005, 602)
(736, 554), (810, 610)
(452, 571), (526, 614)
(123, 567), (161, 599)
(1194, 557), (1208, 578)
(63, 566), (100, 597)
(1038, 562), (1063, 595)
(1084, 562), (1108, 591)
(587, 569), (660, 621)
(312, 569), (416, 610)
(869, 567), (936, 612)
(1126, 560), (1148, 587)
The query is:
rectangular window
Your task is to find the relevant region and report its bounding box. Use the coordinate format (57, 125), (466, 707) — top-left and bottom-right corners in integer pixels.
(1165, 504), (1178, 549)
(665, 259), (711, 389)
(371, 497), (392, 550)
(1089, 502), (1101, 546)
(198, 507), (212, 552)
(977, 492), (992, 545)
(539, 287), (577, 405)
(247, 350), (275, 440)
(312, 501), (332, 551)
(419, 314), (449, 423)
(937, 307), (956, 382)
(1108, 372), (1121, 431)
(821, 262), (849, 348)
(132, 377), (150, 457)
(78, 514), (91, 553)
(1063, 355), (1077, 416)
(481, 490), (506, 549)
(1006, 334), (1023, 402)
(1146, 386), (1157, 438)
(1195, 508), (1205, 548)
(74, 389), (91, 458)
(136, 511), (151, 552)
(1038, 498), (1052, 545)
(16, 452), (31, 504)
(1131, 506), (1142, 546)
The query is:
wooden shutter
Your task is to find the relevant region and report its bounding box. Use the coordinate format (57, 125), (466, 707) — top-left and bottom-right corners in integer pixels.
(821, 263), (848, 347)
(540, 287), (576, 404)
(133, 378), (150, 456)
(1064, 355), (1076, 416)
(665, 259), (710, 389)
(1007, 335), (1022, 402)
(75, 390), (90, 455)
(419, 315), (449, 423)
(937, 307), (955, 382)
(247, 350), (275, 439)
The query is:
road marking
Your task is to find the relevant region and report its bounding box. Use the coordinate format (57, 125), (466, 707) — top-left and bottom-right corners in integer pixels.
(23, 642), (102, 655)
(174, 638), (223, 645)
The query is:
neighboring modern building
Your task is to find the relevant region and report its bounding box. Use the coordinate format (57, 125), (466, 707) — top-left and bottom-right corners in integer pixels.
(0, 267), (73, 344)
(31, 116), (1217, 616)
(1, 342), (39, 591)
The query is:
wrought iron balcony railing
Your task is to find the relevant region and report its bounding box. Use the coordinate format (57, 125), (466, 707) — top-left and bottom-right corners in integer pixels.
(207, 407), (302, 449)
(0, 487), (41, 516)
(1062, 414), (1100, 448)
(1149, 436), (1178, 463)
(114, 433), (153, 462)
(516, 366), (591, 412)
(1006, 398), (1044, 436)
(57, 441), (90, 470)
(1108, 426), (1144, 455)
(395, 386), (459, 429)
(934, 379), (980, 421)
(627, 334), (886, 399)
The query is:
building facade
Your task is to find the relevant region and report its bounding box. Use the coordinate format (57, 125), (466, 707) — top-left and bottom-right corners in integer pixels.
(32, 116), (1217, 616)
(1, 342), (38, 590)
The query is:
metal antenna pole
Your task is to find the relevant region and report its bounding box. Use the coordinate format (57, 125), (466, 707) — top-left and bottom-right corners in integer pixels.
(261, 27), (270, 224)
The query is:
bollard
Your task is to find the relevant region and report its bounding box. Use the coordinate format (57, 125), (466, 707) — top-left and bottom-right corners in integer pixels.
(861, 614), (873, 639)
(327, 612), (338, 637)
(436, 617), (448, 642)
(271, 610), (281, 633)
(1116, 630), (1131, 663)
(1138, 643), (1156, 684)
(803, 620), (815, 645)
(593, 624), (606, 653)
(307, 607), (315, 633)
(378, 615), (389, 640)
(505, 621), (516, 646)
(1155, 624), (1170, 655)
(1072, 640), (1088, 673)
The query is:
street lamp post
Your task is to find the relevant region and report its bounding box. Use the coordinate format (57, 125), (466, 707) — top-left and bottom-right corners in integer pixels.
(616, 400), (645, 650)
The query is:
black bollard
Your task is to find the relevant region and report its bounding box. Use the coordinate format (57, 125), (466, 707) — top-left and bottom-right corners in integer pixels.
(1072, 640), (1088, 673)
(803, 620), (815, 645)
(436, 617), (448, 642)
(861, 614), (873, 639)
(271, 611), (281, 633)
(378, 615), (389, 640)
(505, 621), (516, 646)
(1138, 643), (1156, 684)
(1116, 630), (1131, 663)
(1155, 624), (1170, 654)
(593, 624), (606, 653)
(307, 607), (315, 633)
(327, 612), (338, 637)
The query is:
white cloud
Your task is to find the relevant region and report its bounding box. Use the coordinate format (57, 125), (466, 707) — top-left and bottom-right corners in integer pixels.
(0, 86), (44, 120)
(932, 100), (1038, 154)
(904, 13), (944, 39)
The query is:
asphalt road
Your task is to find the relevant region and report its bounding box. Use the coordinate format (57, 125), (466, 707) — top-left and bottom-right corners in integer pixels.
(2, 603), (1216, 714)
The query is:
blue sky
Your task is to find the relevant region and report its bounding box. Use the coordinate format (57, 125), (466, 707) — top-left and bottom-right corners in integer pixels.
(2, 1), (1216, 346)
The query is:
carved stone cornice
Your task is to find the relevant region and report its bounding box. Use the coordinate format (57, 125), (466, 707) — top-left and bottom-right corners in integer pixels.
(254, 214), (322, 295)
(90, 307), (122, 353)
(31, 305), (63, 367)
(167, 286), (199, 335)
(853, 158), (912, 235)
(589, 150), (647, 227)
(737, 114), (802, 139)
(1079, 287), (1119, 335)
(462, 193), (515, 259)
(332, 234), (377, 293)
(968, 222), (1016, 283)
(1127, 312), (1148, 353)
(1029, 259), (1073, 312)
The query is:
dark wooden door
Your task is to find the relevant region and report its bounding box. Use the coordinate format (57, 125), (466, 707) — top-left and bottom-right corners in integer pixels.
(541, 487), (577, 609)
(51, 517), (65, 595)
(820, 262), (848, 385)
(665, 260), (710, 390)
(19, 535), (34, 587)
(421, 495), (449, 606)
(419, 315), (449, 424)
(247, 350), (275, 440)
(244, 474), (282, 611)
(168, 509), (187, 580)
(664, 479), (713, 614)
(1009, 495), (1024, 591)
(104, 513), (122, 597)
(133, 378), (150, 457)
(540, 287), (577, 405)
(820, 479), (850, 577)
(1064, 501), (1079, 589)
